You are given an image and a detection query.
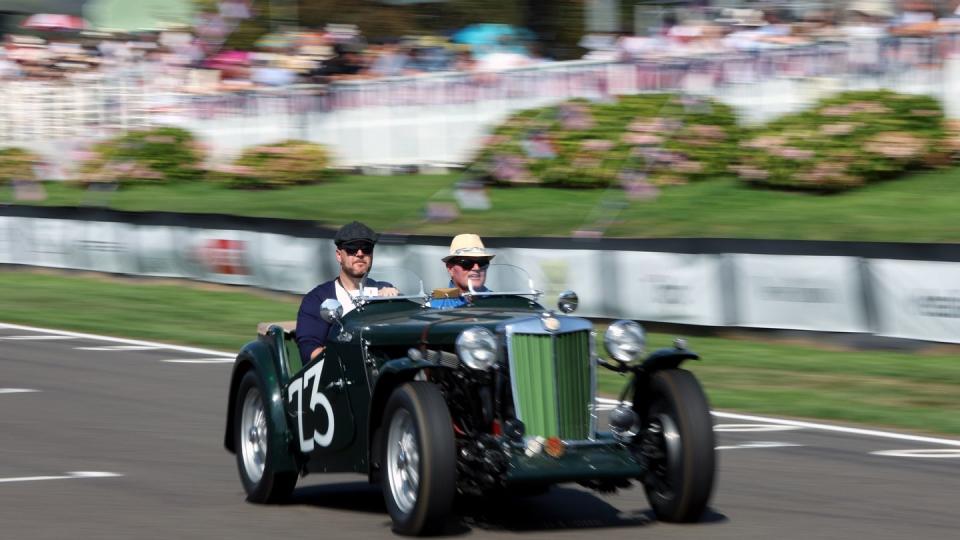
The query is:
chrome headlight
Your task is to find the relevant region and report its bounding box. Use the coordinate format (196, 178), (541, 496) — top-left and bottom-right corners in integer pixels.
(604, 320), (646, 363)
(455, 327), (498, 370)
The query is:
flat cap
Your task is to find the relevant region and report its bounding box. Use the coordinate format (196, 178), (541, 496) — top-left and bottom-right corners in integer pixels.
(334, 221), (379, 245)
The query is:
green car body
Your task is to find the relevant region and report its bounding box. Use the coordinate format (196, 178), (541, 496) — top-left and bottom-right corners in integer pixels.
(225, 290), (716, 535)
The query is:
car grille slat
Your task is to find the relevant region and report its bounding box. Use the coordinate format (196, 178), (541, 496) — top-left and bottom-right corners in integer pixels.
(510, 330), (591, 440)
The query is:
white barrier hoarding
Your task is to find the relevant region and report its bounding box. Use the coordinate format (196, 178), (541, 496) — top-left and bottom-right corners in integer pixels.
(612, 251), (725, 325)
(69, 221), (136, 274)
(870, 259), (960, 344)
(10, 218), (73, 269)
(177, 228), (257, 287)
(248, 233), (323, 294)
(733, 254), (866, 332)
(0, 217), (12, 264)
(495, 248), (607, 317)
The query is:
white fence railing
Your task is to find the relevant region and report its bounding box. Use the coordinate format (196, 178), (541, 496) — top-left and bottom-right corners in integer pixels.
(4, 35), (960, 169)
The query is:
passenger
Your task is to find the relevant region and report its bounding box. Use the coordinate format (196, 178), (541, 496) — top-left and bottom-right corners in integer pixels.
(296, 221), (397, 363)
(430, 233), (494, 308)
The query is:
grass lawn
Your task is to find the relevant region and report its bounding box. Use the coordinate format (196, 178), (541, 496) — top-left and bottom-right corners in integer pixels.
(2, 269), (959, 437)
(5, 166), (960, 242)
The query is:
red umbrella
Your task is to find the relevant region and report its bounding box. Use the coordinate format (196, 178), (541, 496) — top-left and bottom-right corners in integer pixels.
(21, 14), (88, 31)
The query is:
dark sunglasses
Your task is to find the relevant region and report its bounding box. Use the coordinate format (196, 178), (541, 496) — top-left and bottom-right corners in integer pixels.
(340, 242), (374, 256)
(451, 258), (489, 271)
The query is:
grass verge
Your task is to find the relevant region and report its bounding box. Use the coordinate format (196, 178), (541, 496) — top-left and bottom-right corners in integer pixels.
(5, 166), (960, 241)
(2, 269), (959, 436)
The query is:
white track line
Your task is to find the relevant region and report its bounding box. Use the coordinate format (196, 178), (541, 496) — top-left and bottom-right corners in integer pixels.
(0, 322), (234, 358)
(162, 358), (235, 364)
(0, 471), (121, 484)
(595, 398), (960, 447)
(0, 335), (77, 341)
(75, 345), (163, 351)
(0, 388), (39, 394)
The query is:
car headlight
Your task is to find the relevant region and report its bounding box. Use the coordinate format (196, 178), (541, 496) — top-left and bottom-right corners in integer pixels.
(604, 320), (646, 363)
(455, 327), (498, 370)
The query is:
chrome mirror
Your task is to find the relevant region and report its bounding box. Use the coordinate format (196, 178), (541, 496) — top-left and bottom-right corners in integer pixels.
(320, 299), (343, 323)
(557, 290), (579, 313)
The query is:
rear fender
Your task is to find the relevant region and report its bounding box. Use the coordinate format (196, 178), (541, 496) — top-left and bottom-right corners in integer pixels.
(223, 339), (298, 474)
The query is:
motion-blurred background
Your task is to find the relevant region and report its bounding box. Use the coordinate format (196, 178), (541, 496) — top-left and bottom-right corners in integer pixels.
(1, 0), (959, 435)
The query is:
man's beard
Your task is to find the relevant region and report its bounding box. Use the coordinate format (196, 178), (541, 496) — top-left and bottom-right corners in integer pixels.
(344, 262), (368, 280)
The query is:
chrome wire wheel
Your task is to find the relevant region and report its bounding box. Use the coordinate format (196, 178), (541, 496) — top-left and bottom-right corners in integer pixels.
(239, 386), (268, 484)
(642, 412), (681, 501)
(386, 408), (420, 515)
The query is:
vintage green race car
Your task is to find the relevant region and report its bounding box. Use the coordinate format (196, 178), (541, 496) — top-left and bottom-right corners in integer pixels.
(224, 266), (715, 535)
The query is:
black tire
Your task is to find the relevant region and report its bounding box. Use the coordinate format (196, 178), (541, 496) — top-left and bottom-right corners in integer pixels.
(234, 370), (297, 503)
(381, 382), (456, 536)
(638, 368), (715, 523)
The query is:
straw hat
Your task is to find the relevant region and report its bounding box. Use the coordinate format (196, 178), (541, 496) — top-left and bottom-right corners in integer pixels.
(442, 234), (495, 262)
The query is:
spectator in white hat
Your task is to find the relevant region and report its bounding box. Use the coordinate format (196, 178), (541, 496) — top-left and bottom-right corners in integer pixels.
(430, 233), (494, 308)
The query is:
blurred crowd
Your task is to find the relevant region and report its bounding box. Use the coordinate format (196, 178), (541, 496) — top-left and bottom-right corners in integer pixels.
(0, 20), (548, 92)
(3, 1), (960, 92)
(583, 1), (960, 61)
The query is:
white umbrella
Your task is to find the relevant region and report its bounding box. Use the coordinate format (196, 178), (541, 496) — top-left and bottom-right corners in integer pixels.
(21, 14), (88, 31)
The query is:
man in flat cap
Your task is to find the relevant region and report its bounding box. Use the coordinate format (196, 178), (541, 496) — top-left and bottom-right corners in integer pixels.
(430, 233), (494, 308)
(296, 221), (396, 363)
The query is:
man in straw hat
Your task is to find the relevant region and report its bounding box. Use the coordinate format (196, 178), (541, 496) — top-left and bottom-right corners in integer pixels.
(431, 233), (494, 308)
(296, 221), (396, 363)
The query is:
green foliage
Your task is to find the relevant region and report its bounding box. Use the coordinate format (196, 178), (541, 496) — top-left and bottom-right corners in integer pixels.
(731, 90), (950, 192)
(79, 126), (205, 186)
(0, 147), (40, 184)
(210, 139), (337, 189)
(472, 94), (742, 189)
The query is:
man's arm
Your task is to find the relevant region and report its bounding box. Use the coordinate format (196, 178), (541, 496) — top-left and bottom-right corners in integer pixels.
(295, 285), (332, 364)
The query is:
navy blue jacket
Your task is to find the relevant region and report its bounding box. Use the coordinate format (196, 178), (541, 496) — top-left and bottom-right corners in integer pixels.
(295, 278), (390, 365)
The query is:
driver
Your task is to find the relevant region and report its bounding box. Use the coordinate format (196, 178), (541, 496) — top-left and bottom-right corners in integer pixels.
(430, 233), (494, 308)
(296, 221), (397, 363)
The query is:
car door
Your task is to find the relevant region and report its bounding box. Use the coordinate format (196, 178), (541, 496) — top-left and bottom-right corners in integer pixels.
(287, 343), (356, 460)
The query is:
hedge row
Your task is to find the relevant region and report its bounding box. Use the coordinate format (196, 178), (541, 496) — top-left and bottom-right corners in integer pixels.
(473, 94), (742, 189)
(471, 90), (952, 193)
(0, 127), (338, 190)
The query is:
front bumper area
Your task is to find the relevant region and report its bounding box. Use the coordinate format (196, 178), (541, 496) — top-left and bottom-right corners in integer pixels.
(506, 437), (644, 484)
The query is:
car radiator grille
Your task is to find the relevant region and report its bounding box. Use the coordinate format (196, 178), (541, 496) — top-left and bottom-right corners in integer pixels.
(509, 330), (592, 440)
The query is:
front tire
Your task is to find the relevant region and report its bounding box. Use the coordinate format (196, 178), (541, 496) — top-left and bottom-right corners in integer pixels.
(381, 382), (456, 536)
(234, 370), (297, 503)
(638, 368), (715, 522)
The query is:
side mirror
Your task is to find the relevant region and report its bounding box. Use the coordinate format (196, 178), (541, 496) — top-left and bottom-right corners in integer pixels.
(320, 299), (343, 323)
(557, 290), (579, 313)
(320, 298), (352, 342)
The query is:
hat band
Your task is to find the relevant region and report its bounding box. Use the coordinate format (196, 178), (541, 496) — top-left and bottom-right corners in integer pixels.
(453, 246), (489, 256)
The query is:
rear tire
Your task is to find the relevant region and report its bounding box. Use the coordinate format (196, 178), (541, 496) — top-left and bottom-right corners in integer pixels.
(234, 370), (297, 503)
(381, 382), (456, 536)
(638, 368), (715, 522)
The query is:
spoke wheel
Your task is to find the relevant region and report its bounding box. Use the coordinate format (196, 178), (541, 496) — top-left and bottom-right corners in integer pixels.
(233, 370), (297, 503)
(638, 369), (715, 523)
(240, 386), (268, 484)
(381, 382), (456, 536)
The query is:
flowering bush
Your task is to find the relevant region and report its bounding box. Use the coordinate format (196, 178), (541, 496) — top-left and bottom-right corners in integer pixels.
(77, 126), (205, 186)
(210, 140), (337, 189)
(731, 90), (949, 192)
(0, 147), (40, 184)
(472, 94), (741, 189)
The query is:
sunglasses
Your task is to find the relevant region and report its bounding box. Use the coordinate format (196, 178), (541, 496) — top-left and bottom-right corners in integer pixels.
(451, 258), (489, 271)
(340, 242), (374, 256)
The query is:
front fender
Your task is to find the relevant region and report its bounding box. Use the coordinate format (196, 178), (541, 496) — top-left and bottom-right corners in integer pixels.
(223, 339), (298, 473)
(641, 347), (700, 373)
(366, 358), (449, 479)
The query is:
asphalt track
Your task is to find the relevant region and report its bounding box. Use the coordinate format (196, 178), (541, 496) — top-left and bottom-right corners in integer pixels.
(2, 322), (959, 540)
